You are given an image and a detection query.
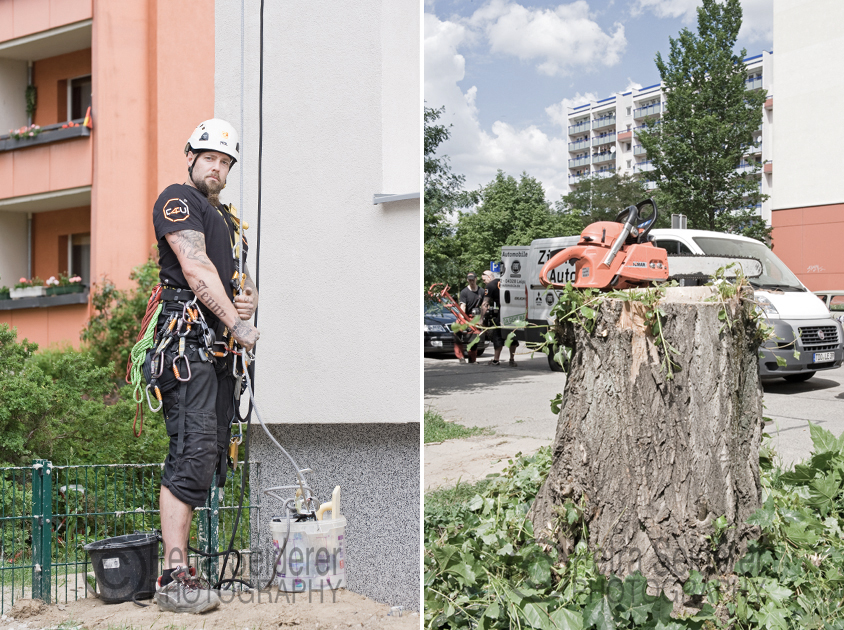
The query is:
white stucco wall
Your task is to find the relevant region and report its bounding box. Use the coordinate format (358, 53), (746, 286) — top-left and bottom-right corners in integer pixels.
(0, 212), (28, 289)
(0, 58), (28, 134)
(772, 0), (844, 210)
(216, 1), (420, 424)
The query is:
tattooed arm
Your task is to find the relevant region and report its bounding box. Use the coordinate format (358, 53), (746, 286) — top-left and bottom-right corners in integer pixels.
(234, 263), (259, 320)
(165, 230), (260, 349)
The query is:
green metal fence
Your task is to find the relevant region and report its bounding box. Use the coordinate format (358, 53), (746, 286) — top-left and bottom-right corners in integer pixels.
(0, 459), (260, 612)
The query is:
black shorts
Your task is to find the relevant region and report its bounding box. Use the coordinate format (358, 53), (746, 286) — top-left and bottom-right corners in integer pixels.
(153, 306), (235, 508)
(489, 315), (519, 350)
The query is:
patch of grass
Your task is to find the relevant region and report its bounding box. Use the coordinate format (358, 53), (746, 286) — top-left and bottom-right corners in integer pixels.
(425, 477), (494, 517)
(424, 409), (492, 443)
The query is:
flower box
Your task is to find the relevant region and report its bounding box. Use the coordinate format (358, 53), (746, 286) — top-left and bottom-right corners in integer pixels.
(46, 284), (84, 296)
(10, 286), (47, 299)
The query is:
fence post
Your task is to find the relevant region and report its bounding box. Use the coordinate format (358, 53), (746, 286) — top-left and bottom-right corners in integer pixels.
(31, 460), (52, 603)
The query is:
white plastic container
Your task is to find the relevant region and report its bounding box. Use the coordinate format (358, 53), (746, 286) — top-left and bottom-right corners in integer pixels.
(270, 515), (346, 592)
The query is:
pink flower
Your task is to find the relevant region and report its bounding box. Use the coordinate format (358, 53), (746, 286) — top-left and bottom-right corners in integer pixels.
(46, 276), (59, 286)
(19, 278), (27, 284)
(70, 276), (82, 283)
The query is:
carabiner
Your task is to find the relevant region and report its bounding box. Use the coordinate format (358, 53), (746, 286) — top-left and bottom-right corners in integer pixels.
(145, 383), (163, 413)
(152, 352), (166, 378)
(173, 355), (191, 382)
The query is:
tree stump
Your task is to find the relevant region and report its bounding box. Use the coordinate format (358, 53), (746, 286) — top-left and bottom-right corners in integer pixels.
(529, 286), (763, 604)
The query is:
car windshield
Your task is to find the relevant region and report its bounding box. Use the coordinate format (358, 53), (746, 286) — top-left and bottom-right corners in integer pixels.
(692, 236), (805, 291)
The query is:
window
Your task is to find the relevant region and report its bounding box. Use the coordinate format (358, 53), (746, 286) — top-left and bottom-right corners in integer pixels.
(654, 239), (693, 255)
(68, 233), (91, 285)
(626, 107), (631, 116)
(69, 75), (92, 120)
(829, 296), (844, 312)
(626, 160), (631, 168)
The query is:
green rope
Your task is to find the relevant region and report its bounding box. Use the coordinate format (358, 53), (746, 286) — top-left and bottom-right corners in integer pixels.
(130, 302), (163, 404)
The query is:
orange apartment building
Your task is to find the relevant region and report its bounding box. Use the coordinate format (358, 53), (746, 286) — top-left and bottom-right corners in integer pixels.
(0, 0), (214, 348)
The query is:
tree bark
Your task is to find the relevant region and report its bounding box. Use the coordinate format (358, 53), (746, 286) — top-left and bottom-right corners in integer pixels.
(529, 286), (763, 605)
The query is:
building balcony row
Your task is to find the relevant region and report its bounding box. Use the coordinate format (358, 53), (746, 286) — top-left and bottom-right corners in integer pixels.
(592, 115), (616, 130)
(568, 138), (589, 152)
(568, 120), (590, 135)
(633, 103), (662, 119)
(745, 76), (763, 91)
(593, 133), (615, 147)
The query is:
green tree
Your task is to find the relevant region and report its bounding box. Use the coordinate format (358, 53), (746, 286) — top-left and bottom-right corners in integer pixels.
(424, 106), (477, 291)
(636, 0), (769, 241)
(557, 172), (664, 230)
(81, 255), (160, 379)
(455, 171), (581, 275)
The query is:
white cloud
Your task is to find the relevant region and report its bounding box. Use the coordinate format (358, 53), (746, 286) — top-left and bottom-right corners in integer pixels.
(624, 78), (643, 91)
(631, 0), (772, 45)
(545, 92), (599, 130)
(426, 10), (575, 202)
(469, 0), (627, 76)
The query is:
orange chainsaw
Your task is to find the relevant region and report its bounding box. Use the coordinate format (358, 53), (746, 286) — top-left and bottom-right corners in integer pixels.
(539, 199), (764, 290)
(540, 199), (668, 290)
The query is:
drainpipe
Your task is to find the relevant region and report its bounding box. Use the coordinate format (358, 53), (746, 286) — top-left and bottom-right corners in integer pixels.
(26, 213), (32, 279)
(27, 62), (33, 127)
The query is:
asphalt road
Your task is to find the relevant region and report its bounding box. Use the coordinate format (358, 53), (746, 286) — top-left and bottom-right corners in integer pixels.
(424, 350), (844, 487)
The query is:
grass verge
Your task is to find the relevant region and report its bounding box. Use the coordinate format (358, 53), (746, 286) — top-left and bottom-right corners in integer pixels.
(424, 409), (492, 444)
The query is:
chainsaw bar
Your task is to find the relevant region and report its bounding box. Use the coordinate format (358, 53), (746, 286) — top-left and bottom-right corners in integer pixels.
(667, 255), (763, 280)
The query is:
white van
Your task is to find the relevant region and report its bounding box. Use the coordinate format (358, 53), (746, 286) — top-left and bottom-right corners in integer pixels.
(501, 229), (844, 380)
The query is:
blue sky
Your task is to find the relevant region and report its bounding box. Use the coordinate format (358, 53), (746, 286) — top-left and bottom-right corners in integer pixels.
(425, 0), (773, 202)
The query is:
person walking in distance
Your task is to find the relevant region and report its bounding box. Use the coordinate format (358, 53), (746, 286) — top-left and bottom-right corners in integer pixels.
(480, 269), (518, 367)
(455, 272), (484, 363)
(151, 119), (259, 613)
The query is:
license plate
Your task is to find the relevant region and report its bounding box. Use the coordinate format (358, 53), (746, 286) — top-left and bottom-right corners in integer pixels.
(814, 352), (834, 363)
(431, 340), (443, 347)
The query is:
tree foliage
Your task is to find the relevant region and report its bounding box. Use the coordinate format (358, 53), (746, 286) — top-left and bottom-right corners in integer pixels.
(455, 171), (582, 277)
(424, 106), (478, 290)
(0, 324), (167, 466)
(556, 172), (668, 230)
(81, 255), (160, 379)
(636, 0), (769, 241)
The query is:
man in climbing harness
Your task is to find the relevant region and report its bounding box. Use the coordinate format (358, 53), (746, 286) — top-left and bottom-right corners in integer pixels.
(148, 119), (259, 613)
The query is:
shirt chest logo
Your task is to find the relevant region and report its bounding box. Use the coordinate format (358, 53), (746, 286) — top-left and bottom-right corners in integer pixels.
(163, 198), (190, 222)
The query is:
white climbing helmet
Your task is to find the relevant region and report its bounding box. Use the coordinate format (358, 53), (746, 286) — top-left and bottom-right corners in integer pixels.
(184, 118), (239, 166)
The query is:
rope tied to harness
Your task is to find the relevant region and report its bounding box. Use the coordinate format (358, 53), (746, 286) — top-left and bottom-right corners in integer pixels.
(127, 285), (164, 437)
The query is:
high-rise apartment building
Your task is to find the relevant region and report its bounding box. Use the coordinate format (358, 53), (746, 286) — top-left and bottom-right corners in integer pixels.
(565, 51), (773, 223)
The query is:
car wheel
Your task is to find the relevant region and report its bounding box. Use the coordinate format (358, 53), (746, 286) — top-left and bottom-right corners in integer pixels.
(783, 371), (815, 383)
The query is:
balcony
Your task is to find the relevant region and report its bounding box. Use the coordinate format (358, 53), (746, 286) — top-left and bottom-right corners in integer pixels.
(568, 156), (590, 169)
(617, 130), (633, 142)
(568, 138), (590, 152)
(736, 161), (761, 174)
(745, 143), (762, 156)
(0, 119), (92, 203)
(633, 144), (647, 156)
(634, 160), (655, 173)
(592, 133), (616, 147)
(644, 181), (658, 191)
(633, 103), (662, 119)
(745, 76), (763, 90)
(568, 120), (590, 135)
(593, 170), (614, 180)
(592, 115), (616, 130)
(592, 152), (615, 165)
(569, 173), (589, 185)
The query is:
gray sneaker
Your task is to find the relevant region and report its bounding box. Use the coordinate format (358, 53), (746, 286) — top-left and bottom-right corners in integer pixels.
(154, 566), (220, 614)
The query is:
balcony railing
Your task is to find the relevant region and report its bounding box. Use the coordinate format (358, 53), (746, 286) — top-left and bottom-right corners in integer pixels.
(592, 115), (616, 130)
(633, 144), (647, 156)
(0, 119), (90, 152)
(592, 133), (616, 147)
(633, 103), (662, 119)
(634, 160), (655, 173)
(568, 156), (590, 169)
(568, 120), (590, 135)
(592, 152), (615, 164)
(745, 76), (763, 90)
(644, 181), (658, 191)
(745, 143), (762, 155)
(593, 170), (614, 180)
(568, 138), (590, 152)
(736, 161), (761, 174)
(569, 173), (589, 185)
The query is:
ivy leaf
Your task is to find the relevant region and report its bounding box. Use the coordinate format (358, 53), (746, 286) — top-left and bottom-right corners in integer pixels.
(583, 596), (616, 630)
(683, 570), (706, 596)
(763, 581), (793, 605)
(549, 607), (584, 630)
(526, 555), (552, 584)
(504, 331), (517, 348)
(809, 422), (840, 454)
(468, 494), (484, 511)
(754, 601), (789, 630)
(746, 499), (776, 530)
(807, 474), (841, 514)
(779, 463), (818, 486)
(580, 306), (596, 319)
(497, 542), (514, 556)
(775, 355), (787, 367)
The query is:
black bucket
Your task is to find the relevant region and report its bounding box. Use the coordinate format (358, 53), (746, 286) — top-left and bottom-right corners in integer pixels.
(84, 533), (159, 604)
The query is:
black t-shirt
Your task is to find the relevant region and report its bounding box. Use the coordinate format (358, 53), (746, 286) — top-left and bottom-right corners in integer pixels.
(460, 286), (484, 314)
(152, 183), (248, 325)
(483, 278), (502, 308)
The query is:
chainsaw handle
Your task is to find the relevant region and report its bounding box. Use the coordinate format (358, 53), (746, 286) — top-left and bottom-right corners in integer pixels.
(540, 245), (589, 288)
(615, 199), (658, 244)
